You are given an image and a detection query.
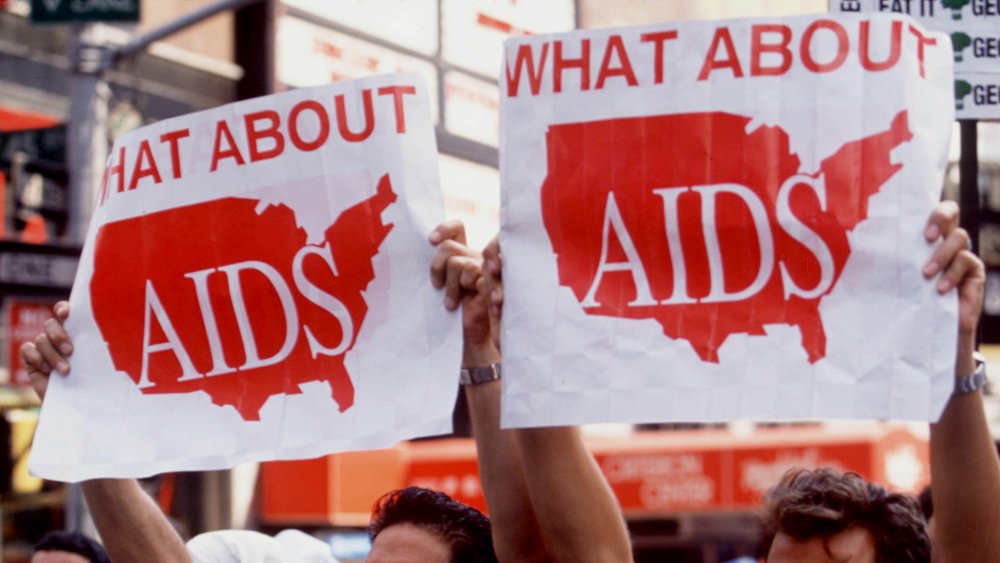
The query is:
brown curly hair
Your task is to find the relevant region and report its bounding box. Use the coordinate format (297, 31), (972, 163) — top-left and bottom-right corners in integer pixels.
(759, 468), (929, 563)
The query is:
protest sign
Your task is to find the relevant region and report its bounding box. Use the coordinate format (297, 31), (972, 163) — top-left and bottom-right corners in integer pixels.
(500, 14), (956, 426)
(29, 74), (460, 481)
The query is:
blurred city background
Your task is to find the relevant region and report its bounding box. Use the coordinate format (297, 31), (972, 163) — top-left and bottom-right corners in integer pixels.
(0, 0), (996, 561)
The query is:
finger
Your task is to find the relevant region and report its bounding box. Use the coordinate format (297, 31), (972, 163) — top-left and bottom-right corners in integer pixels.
(924, 228), (970, 279)
(480, 234), (506, 324)
(489, 276), (504, 319)
(457, 256), (482, 290)
(430, 245), (449, 289)
(483, 273), (503, 317)
(444, 256), (480, 311)
(33, 333), (69, 376)
(483, 235), (501, 279)
(429, 220), (467, 246)
(476, 275), (489, 299)
(43, 318), (73, 357)
(20, 342), (51, 376)
(938, 249), (978, 294)
(487, 285), (502, 352)
(430, 239), (478, 289)
(21, 342), (53, 402)
(958, 254), (987, 332)
(924, 200), (959, 242)
(53, 300), (69, 322)
(487, 251), (503, 281)
(28, 371), (49, 402)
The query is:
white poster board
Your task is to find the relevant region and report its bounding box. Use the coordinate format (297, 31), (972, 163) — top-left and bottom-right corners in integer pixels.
(500, 14), (957, 426)
(30, 74), (460, 482)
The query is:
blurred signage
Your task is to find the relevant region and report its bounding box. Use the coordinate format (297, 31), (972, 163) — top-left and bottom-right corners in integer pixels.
(443, 72), (499, 147)
(281, 0), (438, 55)
(0, 125), (68, 242)
(260, 427), (929, 524)
(442, 0), (575, 77)
(29, 0), (140, 23)
(601, 451), (725, 511)
(830, 0), (1000, 119)
(598, 435), (926, 512)
(954, 72), (1000, 119)
(0, 251), (77, 288)
(0, 125), (64, 165)
(4, 299), (56, 386)
(277, 16), (439, 122)
(833, 0), (1000, 27)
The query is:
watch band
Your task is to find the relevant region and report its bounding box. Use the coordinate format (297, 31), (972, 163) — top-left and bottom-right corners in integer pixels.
(955, 352), (988, 395)
(460, 363), (501, 385)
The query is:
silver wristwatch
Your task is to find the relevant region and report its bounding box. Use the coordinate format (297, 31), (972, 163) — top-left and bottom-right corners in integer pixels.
(955, 352), (988, 395)
(460, 363), (502, 385)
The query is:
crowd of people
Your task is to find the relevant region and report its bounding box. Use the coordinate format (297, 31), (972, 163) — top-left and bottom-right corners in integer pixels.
(18, 200), (1000, 562)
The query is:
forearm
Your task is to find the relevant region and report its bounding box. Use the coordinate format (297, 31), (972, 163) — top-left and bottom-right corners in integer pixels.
(466, 381), (551, 563)
(463, 339), (551, 563)
(516, 427), (633, 563)
(929, 339), (1000, 562)
(82, 479), (192, 563)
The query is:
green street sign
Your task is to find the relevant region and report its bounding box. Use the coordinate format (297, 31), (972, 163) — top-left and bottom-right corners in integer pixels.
(30, 0), (140, 24)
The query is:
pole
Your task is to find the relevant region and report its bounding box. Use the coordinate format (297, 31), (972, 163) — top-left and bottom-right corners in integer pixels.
(958, 119), (982, 347)
(959, 120), (980, 255)
(235, 0), (276, 100)
(65, 25), (109, 244)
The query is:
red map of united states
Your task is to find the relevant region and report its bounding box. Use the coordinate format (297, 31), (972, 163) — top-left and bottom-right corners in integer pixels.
(90, 175), (396, 420)
(541, 111), (912, 363)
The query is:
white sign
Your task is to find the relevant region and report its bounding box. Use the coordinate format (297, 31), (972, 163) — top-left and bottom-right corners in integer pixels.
(30, 74), (460, 481)
(500, 14), (957, 427)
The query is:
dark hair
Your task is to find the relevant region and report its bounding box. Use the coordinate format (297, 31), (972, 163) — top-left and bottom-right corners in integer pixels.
(759, 468), (929, 563)
(34, 531), (111, 563)
(917, 485), (933, 521)
(369, 486), (497, 563)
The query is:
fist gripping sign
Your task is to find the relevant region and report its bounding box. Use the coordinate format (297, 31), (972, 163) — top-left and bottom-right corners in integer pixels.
(500, 14), (956, 426)
(30, 75), (459, 481)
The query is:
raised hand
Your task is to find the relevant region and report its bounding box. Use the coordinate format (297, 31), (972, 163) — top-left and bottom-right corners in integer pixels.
(19, 301), (71, 401)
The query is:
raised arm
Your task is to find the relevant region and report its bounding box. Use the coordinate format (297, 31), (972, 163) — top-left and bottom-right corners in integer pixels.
(21, 302), (192, 563)
(429, 222), (551, 563)
(481, 237), (634, 563)
(923, 202), (1000, 562)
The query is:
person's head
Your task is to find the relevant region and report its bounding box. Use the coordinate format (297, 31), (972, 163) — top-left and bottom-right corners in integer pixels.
(367, 486), (496, 563)
(760, 468), (929, 563)
(32, 532), (110, 563)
